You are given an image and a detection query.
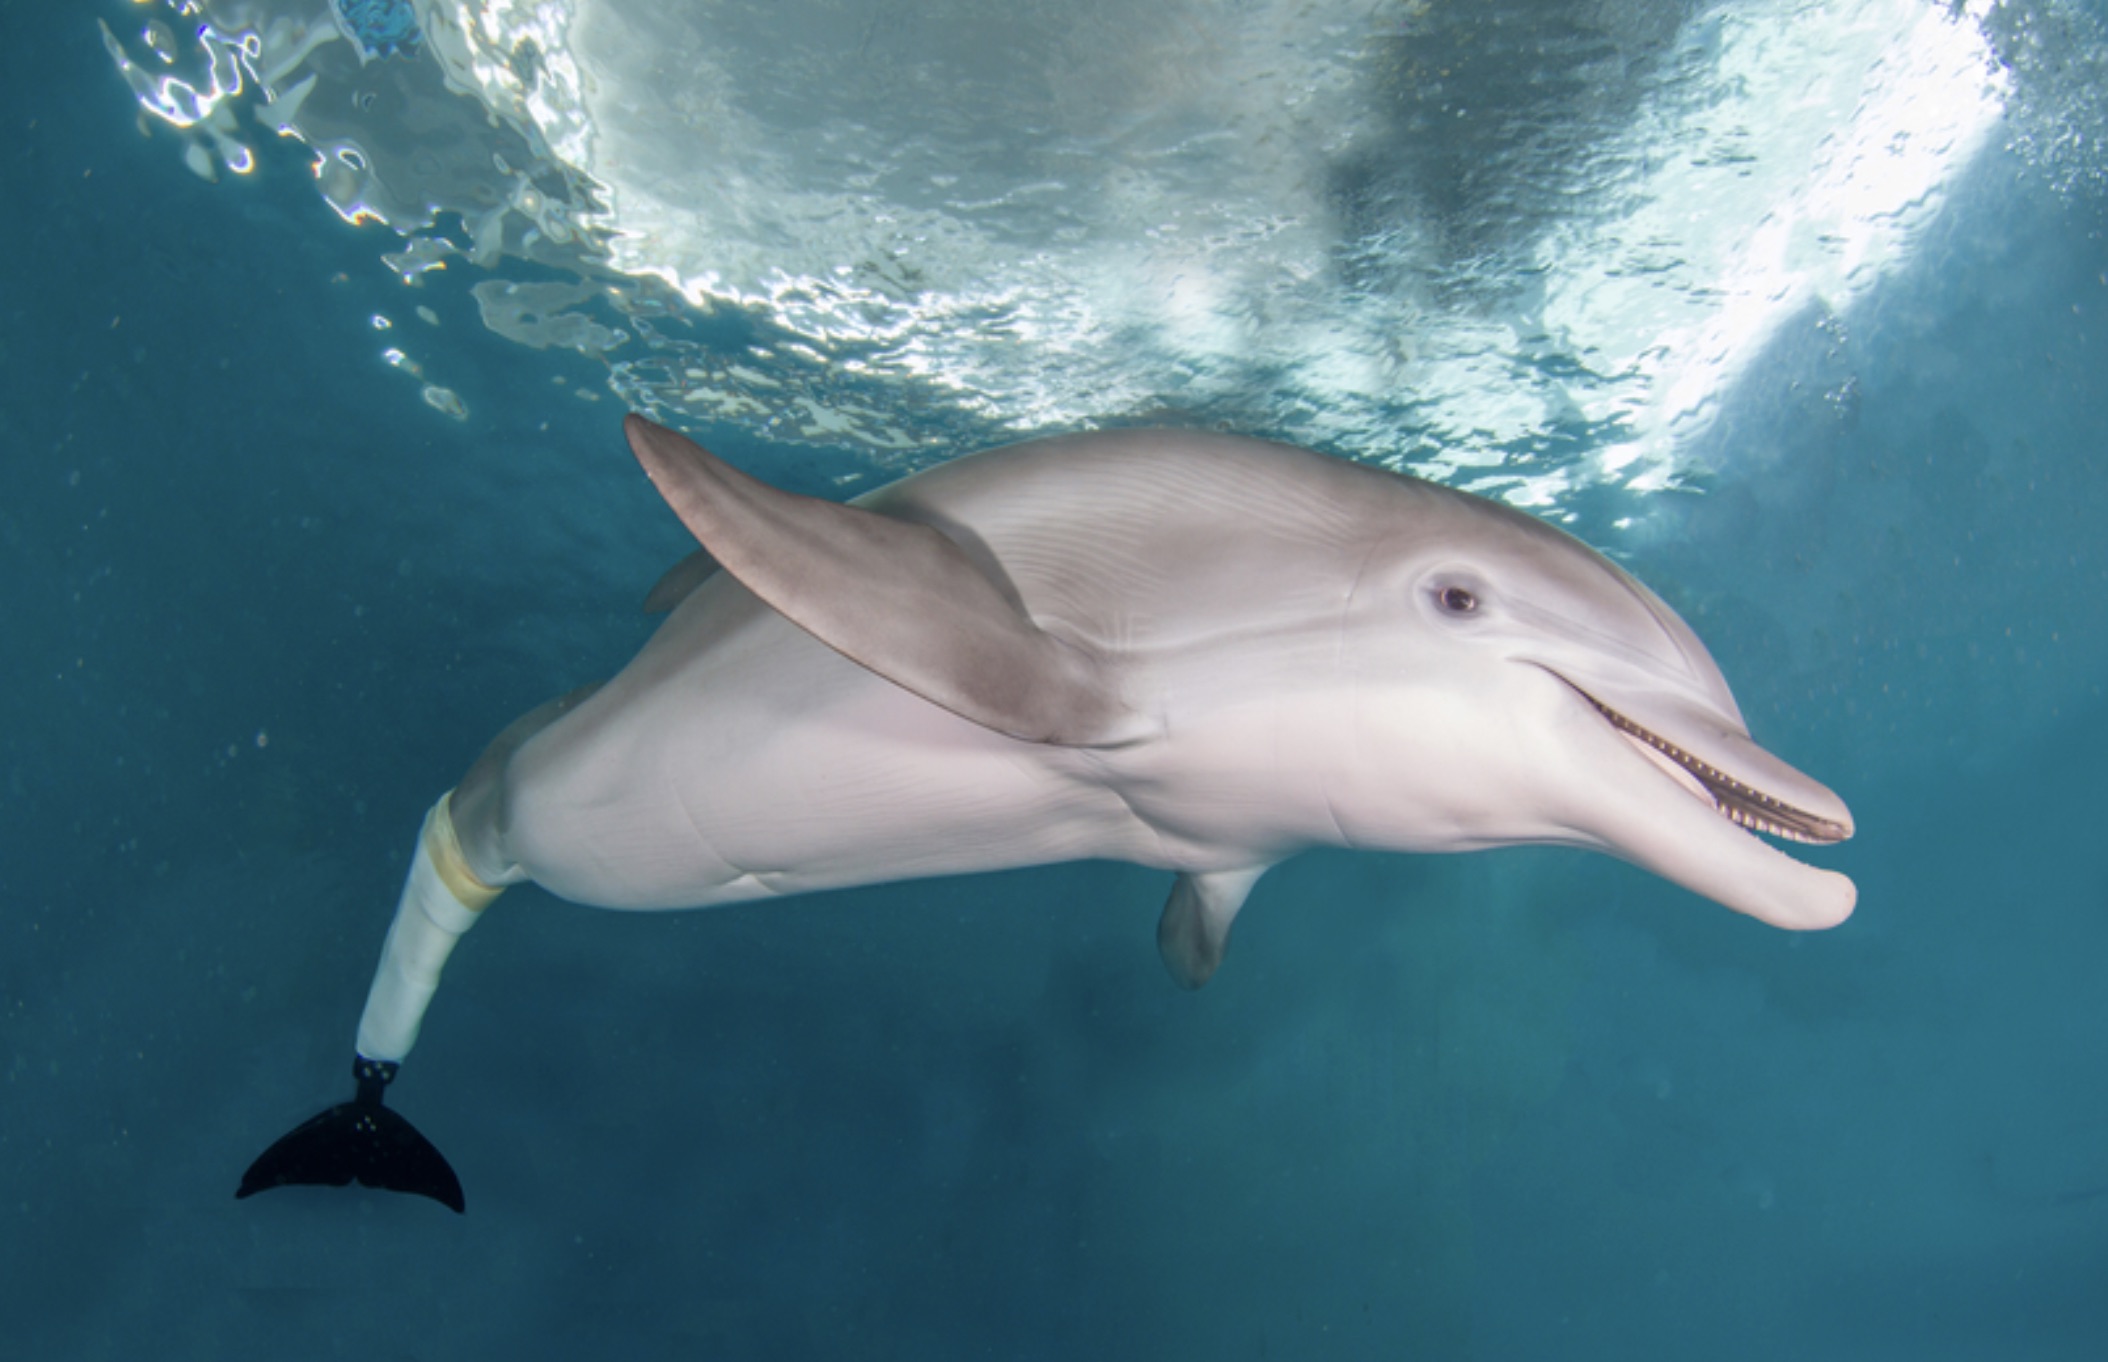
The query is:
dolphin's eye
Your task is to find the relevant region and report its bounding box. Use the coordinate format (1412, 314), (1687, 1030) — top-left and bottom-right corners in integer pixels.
(1437, 585), (1478, 615)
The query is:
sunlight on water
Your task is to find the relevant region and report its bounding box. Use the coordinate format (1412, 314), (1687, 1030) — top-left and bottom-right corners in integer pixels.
(98, 0), (2031, 514)
(1548, 0), (2007, 492)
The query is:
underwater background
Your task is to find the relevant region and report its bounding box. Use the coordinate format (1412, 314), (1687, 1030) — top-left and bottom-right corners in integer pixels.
(5, 0), (2106, 1357)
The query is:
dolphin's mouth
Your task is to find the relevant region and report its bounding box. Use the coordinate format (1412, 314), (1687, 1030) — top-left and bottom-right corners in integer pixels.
(1583, 696), (1851, 846)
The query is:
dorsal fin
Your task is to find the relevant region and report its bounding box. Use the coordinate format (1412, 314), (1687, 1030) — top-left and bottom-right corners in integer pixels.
(643, 548), (719, 614)
(623, 415), (1149, 747)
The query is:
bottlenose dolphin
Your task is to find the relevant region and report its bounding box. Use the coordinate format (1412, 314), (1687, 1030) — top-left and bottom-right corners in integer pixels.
(238, 416), (1853, 1211)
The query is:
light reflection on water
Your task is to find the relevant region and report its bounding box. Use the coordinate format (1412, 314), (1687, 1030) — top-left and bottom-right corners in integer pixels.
(96, 0), (2043, 516)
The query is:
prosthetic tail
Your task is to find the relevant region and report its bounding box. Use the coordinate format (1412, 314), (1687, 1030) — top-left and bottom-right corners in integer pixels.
(237, 793), (501, 1212)
(234, 1055), (467, 1212)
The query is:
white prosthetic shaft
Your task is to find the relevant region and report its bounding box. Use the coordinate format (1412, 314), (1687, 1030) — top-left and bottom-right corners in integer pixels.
(355, 792), (504, 1064)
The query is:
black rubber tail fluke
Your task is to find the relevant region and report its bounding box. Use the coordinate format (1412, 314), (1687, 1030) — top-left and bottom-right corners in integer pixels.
(237, 1056), (465, 1213)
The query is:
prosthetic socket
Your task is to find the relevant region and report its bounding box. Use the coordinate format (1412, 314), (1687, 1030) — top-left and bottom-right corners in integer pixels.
(355, 792), (503, 1063)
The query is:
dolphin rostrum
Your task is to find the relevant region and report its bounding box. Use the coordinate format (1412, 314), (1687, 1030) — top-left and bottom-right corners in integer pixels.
(238, 416), (1854, 1210)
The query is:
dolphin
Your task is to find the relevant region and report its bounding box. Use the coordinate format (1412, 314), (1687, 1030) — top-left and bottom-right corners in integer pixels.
(238, 415), (1853, 1211)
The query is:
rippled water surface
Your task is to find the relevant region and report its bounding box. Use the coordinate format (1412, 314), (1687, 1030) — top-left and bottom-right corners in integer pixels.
(104, 0), (2024, 502)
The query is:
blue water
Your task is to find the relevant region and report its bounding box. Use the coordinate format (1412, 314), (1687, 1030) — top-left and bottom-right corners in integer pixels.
(6, 3), (2108, 1359)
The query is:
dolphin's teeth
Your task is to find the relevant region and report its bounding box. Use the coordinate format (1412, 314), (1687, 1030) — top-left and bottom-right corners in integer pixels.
(1719, 800), (1815, 844)
(1591, 698), (1843, 846)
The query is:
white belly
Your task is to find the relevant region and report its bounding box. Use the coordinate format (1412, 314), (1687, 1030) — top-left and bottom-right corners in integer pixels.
(497, 582), (1161, 910)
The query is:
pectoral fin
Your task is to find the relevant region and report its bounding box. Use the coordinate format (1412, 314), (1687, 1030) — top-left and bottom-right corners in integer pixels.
(624, 414), (1148, 747)
(1156, 867), (1268, 990)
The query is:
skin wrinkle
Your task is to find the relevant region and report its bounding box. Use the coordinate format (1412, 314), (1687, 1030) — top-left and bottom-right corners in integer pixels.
(1319, 535), (1384, 851)
(661, 706), (776, 896)
(1054, 726), (1174, 868)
